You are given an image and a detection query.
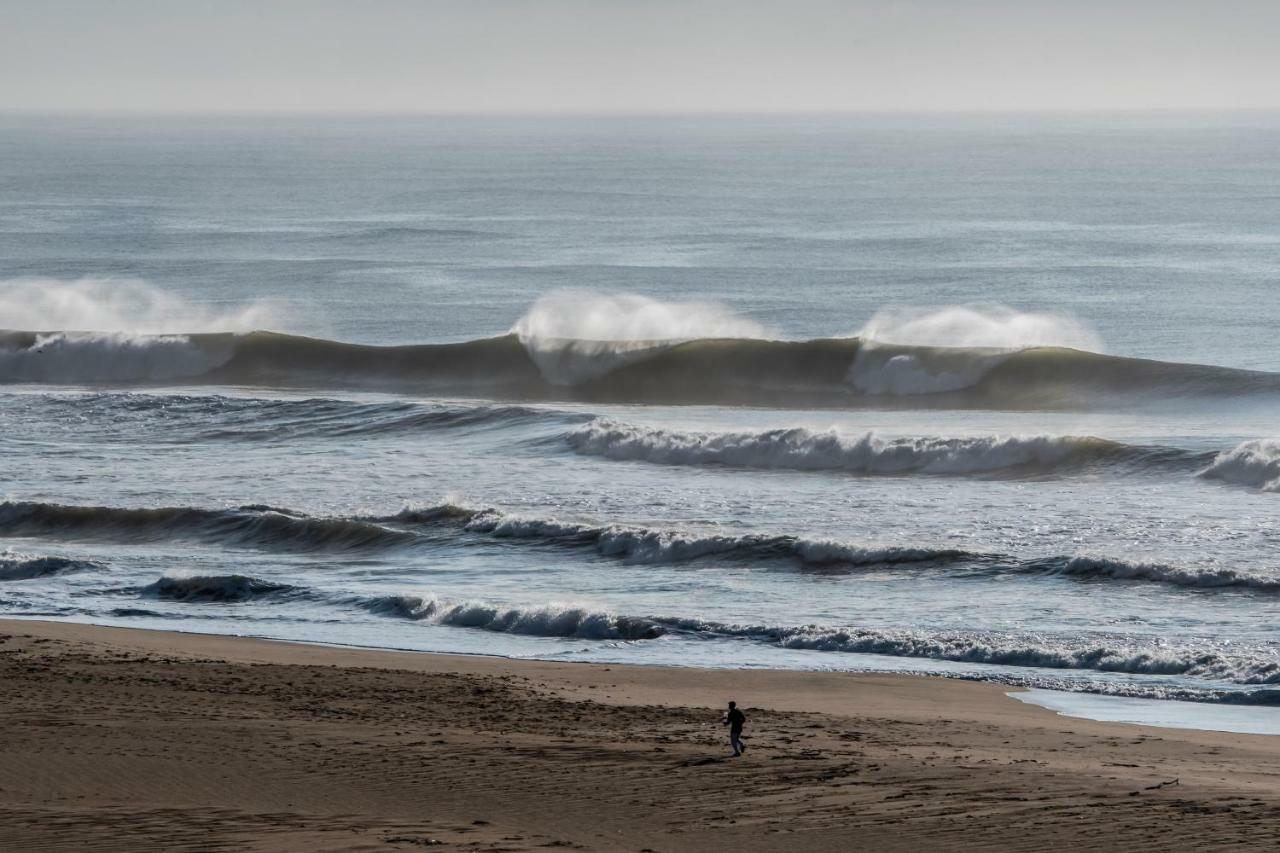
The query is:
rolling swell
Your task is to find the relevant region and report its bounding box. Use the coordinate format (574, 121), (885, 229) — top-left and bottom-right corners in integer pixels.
(5, 499), (1277, 593)
(0, 501), (418, 553)
(566, 419), (1210, 478)
(16, 391), (584, 443)
(390, 504), (975, 568)
(7, 328), (1279, 410)
(0, 554), (102, 581)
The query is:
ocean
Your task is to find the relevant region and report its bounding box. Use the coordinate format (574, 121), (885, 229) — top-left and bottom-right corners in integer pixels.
(2, 113), (1279, 713)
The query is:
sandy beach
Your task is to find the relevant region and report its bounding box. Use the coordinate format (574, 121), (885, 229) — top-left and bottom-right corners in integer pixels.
(0, 620), (1277, 851)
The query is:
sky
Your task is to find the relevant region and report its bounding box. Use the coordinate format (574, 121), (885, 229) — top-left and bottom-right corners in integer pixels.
(3, 0), (1279, 113)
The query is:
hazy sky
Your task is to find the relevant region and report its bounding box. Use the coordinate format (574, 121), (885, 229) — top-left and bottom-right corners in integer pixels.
(4, 0), (1279, 113)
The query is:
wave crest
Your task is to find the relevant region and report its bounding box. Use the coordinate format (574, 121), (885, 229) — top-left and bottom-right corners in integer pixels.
(144, 574), (297, 602)
(567, 419), (1132, 476)
(360, 593), (666, 640)
(0, 332), (234, 383)
(1199, 440), (1280, 492)
(0, 554), (101, 581)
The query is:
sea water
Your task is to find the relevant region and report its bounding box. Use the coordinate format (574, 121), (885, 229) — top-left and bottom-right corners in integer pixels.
(2, 114), (1279, 723)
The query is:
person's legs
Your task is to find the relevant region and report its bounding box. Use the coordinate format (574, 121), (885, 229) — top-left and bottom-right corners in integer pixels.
(730, 728), (743, 755)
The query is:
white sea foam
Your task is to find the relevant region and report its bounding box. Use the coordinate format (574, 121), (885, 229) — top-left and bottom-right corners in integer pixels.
(568, 419), (1108, 475)
(1198, 439), (1280, 492)
(511, 290), (767, 384)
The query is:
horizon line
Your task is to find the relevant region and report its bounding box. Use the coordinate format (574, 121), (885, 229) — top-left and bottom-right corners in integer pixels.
(3, 106), (1280, 119)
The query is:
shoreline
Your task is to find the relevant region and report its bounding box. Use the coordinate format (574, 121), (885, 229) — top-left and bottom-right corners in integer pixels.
(10, 614), (1274, 733)
(4, 619), (1280, 851)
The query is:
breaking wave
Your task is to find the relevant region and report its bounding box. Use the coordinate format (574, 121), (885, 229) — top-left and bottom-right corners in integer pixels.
(114, 571), (1280, 695)
(1198, 439), (1280, 492)
(0, 554), (102, 581)
(358, 593), (666, 640)
(393, 504), (974, 568)
(566, 420), (1206, 477)
(3, 330), (1277, 412)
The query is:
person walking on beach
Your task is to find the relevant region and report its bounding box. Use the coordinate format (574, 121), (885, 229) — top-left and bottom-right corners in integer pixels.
(722, 700), (747, 756)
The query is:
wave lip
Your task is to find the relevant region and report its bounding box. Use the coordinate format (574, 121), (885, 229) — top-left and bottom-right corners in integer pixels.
(1198, 439), (1280, 492)
(0, 554), (101, 581)
(452, 507), (973, 568)
(359, 593), (667, 640)
(567, 419), (1152, 477)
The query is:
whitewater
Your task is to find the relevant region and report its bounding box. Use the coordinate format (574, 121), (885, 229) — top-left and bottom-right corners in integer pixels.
(2, 113), (1279, 716)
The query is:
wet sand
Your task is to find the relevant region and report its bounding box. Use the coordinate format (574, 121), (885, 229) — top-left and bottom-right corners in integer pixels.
(2, 619), (1279, 851)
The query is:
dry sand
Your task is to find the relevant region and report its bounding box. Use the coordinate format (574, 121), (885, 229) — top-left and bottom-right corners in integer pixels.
(2, 619), (1278, 852)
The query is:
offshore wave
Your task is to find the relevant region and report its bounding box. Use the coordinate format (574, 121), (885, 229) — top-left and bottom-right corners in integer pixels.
(566, 419), (1209, 478)
(5, 327), (1279, 410)
(0, 554), (103, 581)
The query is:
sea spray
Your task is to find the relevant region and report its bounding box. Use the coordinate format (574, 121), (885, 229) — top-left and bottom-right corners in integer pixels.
(511, 290), (768, 385)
